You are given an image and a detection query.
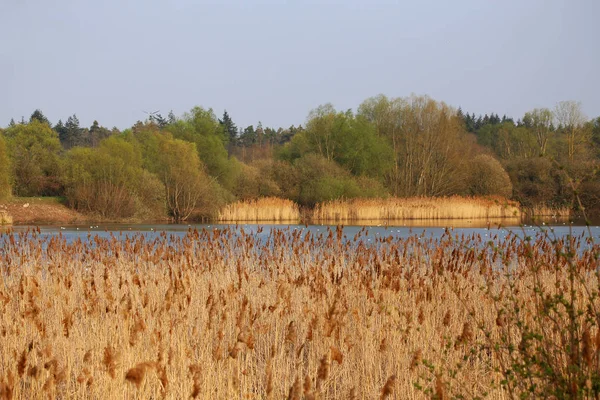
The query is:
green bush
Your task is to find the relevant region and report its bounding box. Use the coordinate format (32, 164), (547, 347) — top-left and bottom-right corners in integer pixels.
(63, 137), (165, 219)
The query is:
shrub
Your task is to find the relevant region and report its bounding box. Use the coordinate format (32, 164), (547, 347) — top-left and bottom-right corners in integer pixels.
(466, 154), (512, 197)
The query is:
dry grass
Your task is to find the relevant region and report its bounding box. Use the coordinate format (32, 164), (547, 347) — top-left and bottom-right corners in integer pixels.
(217, 197), (300, 223)
(0, 226), (597, 398)
(0, 209), (12, 225)
(528, 205), (571, 218)
(312, 196), (521, 223)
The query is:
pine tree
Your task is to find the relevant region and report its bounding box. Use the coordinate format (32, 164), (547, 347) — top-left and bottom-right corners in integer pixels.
(30, 109), (51, 126)
(219, 110), (238, 144)
(63, 115), (83, 149)
(53, 120), (67, 147)
(8, 118), (15, 127)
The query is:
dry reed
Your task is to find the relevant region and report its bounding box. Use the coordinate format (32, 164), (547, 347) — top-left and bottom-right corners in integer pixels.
(0, 225), (597, 398)
(0, 209), (12, 225)
(217, 197), (300, 222)
(312, 196), (521, 223)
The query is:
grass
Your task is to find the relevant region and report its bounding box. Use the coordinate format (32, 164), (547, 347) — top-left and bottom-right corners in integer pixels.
(217, 197), (301, 223)
(312, 196), (521, 224)
(0, 226), (598, 398)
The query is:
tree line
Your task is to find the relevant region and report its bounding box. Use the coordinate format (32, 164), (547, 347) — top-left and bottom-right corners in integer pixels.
(0, 95), (599, 221)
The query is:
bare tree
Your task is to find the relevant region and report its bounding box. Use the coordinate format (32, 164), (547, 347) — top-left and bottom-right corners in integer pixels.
(554, 101), (588, 161)
(524, 108), (553, 156)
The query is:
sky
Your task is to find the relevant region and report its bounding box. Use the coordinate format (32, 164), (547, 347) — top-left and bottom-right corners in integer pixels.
(1, 0), (598, 130)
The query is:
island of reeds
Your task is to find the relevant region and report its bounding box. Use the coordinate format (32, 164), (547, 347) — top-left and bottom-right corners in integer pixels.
(0, 226), (599, 398)
(1, 96), (598, 224)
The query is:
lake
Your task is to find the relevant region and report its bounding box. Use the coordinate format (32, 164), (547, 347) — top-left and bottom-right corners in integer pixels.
(3, 219), (600, 245)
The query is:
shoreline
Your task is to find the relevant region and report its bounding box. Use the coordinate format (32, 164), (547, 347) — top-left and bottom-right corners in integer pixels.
(1, 196), (574, 227)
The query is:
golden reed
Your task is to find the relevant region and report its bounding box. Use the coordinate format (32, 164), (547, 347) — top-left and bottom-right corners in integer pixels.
(217, 197), (301, 223)
(312, 196), (521, 223)
(0, 225), (597, 398)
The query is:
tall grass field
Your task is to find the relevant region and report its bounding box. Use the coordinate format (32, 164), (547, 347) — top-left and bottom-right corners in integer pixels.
(0, 226), (598, 399)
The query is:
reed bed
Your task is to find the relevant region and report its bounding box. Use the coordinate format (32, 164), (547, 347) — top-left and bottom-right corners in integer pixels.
(0, 209), (12, 225)
(528, 205), (571, 218)
(217, 197), (300, 223)
(0, 226), (598, 399)
(312, 196), (521, 223)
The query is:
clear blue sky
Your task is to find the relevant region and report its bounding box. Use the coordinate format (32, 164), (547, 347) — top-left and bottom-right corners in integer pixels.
(1, 0), (598, 130)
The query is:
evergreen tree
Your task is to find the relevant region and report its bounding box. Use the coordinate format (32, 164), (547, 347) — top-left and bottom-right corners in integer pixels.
(8, 118), (15, 127)
(167, 110), (176, 125)
(30, 109), (51, 126)
(62, 114), (83, 149)
(239, 125), (256, 146)
(88, 120), (112, 147)
(53, 120), (67, 146)
(219, 110), (238, 144)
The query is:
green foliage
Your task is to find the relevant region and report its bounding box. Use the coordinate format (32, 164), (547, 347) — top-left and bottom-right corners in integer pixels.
(283, 105), (394, 177)
(0, 133), (11, 200)
(232, 161), (283, 201)
(63, 137), (164, 219)
(292, 154), (382, 207)
(4, 120), (62, 196)
(3, 99), (599, 218)
(166, 107), (239, 191)
(153, 134), (219, 222)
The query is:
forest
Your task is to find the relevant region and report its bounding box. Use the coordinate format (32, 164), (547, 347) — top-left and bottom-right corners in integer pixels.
(1, 94), (599, 222)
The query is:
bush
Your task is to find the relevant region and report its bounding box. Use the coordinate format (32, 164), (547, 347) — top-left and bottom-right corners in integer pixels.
(466, 154), (512, 197)
(63, 137), (165, 219)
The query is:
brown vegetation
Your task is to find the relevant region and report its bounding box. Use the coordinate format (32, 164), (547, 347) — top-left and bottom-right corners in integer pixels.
(0, 208), (11, 225)
(312, 196), (521, 224)
(217, 197), (301, 223)
(0, 198), (84, 225)
(0, 225), (598, 398)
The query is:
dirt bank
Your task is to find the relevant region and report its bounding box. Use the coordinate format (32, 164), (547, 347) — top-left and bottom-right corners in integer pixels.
(0, 197), (86, 225)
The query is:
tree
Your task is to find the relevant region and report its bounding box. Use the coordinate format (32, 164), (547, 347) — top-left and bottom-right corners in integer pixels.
(158, 137), (218, 221)
(523, 108), (554, 156)
(4, 120), (62, 196)
(239, 125), (256, 147)
(166, 107), (238, 191)
(554, 101), (589, 161)
(219, 110), (238, 145)
(29, 109), (50, 126)
(0, 134), (11, 200)
(60, 114), (84, 149)
(284, 104), (393, 178)
(88, 120), (112, 147)
(360, 95), (468, 197)
(358, 95), (406, 194)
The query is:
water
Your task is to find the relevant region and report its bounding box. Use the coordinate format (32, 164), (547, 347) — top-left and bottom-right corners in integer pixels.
(3, 221), (600, 245)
